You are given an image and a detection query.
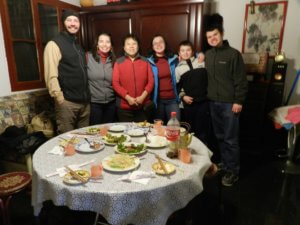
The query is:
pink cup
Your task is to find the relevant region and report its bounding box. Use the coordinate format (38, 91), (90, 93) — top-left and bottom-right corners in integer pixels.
(91, 164), (103, 178)
(64, 144), (76, 156)
(179, 148), (192, 164)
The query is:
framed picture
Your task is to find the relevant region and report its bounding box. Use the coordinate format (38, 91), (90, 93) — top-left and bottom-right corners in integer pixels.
(242, 1), (288, 56)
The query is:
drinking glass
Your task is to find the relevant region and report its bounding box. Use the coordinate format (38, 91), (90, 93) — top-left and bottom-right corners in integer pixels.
(64, 144), (76, 156)
(91, 163), (103, 178)
(153, 119), (165, 136)
(178, 148), (191, 163)
(99, 126), (109, 136)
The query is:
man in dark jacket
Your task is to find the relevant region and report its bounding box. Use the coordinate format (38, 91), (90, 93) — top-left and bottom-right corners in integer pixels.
(205, 14), (248, 186)
(44, 10), (90, 134)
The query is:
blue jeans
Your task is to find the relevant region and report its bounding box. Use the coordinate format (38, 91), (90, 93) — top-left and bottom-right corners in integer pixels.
(156, 98), (180, 123)
(89, 101), (116, 125)
(209, 101), (240, 174)
(183, 101), (210, 145)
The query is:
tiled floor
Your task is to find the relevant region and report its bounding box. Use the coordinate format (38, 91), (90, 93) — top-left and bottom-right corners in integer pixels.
(6, 151), (300, 225)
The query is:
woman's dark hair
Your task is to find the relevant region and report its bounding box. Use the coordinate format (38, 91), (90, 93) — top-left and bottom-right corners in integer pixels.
(91, 32), (116, 65)
(121, 33), (140, 56)
(178, 40), (194, 52)
(147, 34), (174, 62)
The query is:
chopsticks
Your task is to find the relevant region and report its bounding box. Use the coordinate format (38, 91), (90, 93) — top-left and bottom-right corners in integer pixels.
(148, 151), (179, 167)
(65, 166), (87, 183)
(154, 154), (170, 177)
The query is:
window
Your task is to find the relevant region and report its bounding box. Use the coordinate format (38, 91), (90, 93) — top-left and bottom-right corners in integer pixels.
(0, 0), (79, 91)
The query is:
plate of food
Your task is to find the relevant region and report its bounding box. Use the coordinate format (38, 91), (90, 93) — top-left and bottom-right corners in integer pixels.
(86, 127), (101, 135)
(102, 133), (130, 145)
(152, 162), (176, 175)
(114, 142), (146, 155)
(102, 154), (140, 172)
(63, 170), (90, 185)
(136, 120), (152, 128)
(127, 129), (144, 137)
(75, 139), (105, 153)
(145, 136), (167, 148)
(109, 125), (126, 132)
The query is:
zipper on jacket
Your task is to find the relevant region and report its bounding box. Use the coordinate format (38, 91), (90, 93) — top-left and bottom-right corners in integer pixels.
(132, 60), (137, 98)
(73, 42), (88, 101)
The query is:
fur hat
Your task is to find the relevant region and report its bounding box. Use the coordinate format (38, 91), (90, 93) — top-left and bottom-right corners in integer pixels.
(61, 10), (80, 23)
(205, 13), (224, 33)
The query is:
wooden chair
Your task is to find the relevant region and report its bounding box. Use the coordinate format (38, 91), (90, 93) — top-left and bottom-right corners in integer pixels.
(0, 172), (31, 225)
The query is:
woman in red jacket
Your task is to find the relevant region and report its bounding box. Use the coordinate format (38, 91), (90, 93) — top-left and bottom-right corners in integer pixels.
(112, 34), (154, 122)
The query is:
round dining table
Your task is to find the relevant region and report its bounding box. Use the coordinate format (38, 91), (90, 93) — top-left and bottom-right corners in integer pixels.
(31, 123), (212, 225)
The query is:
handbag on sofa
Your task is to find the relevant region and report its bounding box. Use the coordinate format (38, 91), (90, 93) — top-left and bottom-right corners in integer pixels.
(27, 111), (54, 138)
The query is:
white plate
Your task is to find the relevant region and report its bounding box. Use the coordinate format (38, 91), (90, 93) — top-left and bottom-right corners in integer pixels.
(114, 142), (147, 155)
(102, 154), (140, 172)
(63, 170), (90, 185)
(102, 133), (131, 146)
(75, 140), (105, 153)
(127, 129), (144, 137)
(152, 162), (176, 175)
(109, 125), (126, 132)
(145, 136), (167, 148)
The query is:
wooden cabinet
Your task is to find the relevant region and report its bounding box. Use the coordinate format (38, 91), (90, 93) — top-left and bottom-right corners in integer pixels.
(80, 0), (207, 55)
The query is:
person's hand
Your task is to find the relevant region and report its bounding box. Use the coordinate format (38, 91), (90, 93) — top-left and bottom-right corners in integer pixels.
(136, 95), (145, 105)
(183, 96), (193, 105)
(232, 103), (242, 114)
(125, 95), (138, 106)
(136, 90), (148, 105)
(197, 52), (205, 63)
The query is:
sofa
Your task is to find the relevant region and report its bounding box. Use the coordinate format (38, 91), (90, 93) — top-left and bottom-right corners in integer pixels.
(0, 90), (54, 173)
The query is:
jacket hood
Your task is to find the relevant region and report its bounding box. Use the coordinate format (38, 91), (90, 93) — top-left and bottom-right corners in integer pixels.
(147, 54), (177, 65)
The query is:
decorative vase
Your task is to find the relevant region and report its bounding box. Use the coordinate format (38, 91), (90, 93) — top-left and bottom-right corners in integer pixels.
(80, 0), (94, 7)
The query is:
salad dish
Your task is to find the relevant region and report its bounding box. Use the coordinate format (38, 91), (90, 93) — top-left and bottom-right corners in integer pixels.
(102, 133), (130, 145)
(115, 142), (146, 155)
(86, 127), (101, 135)
(136, 120), (152, 128)
(102, 154), (140, 172)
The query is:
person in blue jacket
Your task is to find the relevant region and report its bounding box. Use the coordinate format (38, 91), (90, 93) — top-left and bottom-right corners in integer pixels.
(147, 35), (180, 123)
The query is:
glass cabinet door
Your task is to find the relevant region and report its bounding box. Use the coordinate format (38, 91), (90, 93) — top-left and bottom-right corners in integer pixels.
(38, 3), (59, 47)
(7, 0), (39, 82)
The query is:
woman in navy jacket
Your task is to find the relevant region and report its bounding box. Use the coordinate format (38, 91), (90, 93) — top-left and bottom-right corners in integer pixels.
(147, 35), (180, 123)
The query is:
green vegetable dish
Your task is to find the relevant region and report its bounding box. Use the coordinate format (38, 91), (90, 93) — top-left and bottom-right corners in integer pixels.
(117, 143), (145, 154)
(105, 133), (127, 144)
(87, 127), (100, 134)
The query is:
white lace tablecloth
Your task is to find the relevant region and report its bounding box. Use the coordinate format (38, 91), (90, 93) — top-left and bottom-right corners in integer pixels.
(32, 124), (212, 225)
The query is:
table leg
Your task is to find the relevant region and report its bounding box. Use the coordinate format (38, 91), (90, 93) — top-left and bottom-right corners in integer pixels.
(0, 196), (12, 225)
(93, 213), (110, 225)
(93, 213), (99, 225)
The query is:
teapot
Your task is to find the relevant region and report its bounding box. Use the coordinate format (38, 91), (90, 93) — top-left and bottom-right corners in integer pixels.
(179, 129), (194, 148)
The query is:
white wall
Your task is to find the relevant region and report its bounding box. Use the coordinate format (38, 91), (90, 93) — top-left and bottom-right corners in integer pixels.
(212, 0), (300, 105)
(0, 0), (79, 97)
(0, 0), (299, 104)
(61, 0), (80, 6)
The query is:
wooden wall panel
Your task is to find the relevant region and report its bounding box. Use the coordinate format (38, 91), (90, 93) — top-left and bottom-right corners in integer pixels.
(80, 0), (205, 55)
(136, 6), (189, 55)
(85, 12), (132, 54)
